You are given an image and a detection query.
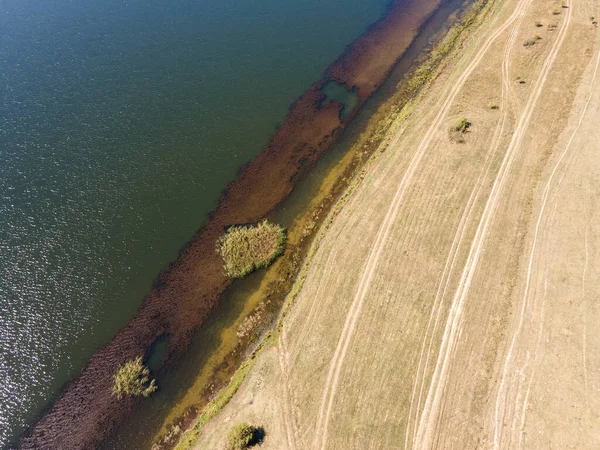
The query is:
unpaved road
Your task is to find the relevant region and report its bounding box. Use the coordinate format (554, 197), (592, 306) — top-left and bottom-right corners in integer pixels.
(192, 0), (600, 447)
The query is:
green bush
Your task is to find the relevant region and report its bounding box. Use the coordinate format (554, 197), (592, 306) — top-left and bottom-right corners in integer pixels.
(227, 423), (255, 450)
(217, 220), (286, 278)
(453, 118), (471, 133)
(112, 356), (157, 399)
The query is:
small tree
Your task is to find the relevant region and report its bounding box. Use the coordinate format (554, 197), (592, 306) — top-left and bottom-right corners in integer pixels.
(112, 356), (157, 399)
(227, 423), (256, 449)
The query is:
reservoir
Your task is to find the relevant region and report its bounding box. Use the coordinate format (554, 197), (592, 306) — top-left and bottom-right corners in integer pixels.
(0, 0), (390, 446)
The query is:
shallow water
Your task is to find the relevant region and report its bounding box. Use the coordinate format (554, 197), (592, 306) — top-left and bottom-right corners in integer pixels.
(105, 0), (474, 447)
(320, 81), (360, 121)
(0, 0), (390, 446)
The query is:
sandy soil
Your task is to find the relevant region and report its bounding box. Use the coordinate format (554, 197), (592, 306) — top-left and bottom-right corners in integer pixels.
(192, 0), (600, 448)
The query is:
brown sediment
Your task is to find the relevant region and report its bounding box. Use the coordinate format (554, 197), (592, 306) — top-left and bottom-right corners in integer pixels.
(20, 0), (442, 448)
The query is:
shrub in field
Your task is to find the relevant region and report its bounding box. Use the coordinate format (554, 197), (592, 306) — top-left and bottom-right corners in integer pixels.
(453, 118), (471, 133)
(450, 117), (471, 143)
(217, 220), (286, 278)
(112, 356), (157, 399)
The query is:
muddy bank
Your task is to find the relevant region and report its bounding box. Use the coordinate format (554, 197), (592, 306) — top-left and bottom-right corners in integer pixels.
(20, 0), (442, 448)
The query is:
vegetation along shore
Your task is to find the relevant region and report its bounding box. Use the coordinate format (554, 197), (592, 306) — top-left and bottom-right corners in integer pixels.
(168, 0), (498, 448)
(189, 0), (600, 447)
(19, 0), (450, 448)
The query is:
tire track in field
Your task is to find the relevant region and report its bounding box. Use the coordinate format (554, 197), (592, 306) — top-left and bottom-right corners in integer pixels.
(278, 332), (299, 450)
(405, 3), (526, 445)
(414, 2), (573, 447)
(311, 1), (536, 447)
(493, 8), (600, 446)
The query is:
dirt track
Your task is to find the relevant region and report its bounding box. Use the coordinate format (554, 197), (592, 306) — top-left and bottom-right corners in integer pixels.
(193, 0), (600, 447)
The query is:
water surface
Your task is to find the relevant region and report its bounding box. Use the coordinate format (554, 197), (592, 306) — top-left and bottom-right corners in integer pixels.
(320, 81), (360, 121)
(106, 0), (474, 446)
(0, 0), (389, 446)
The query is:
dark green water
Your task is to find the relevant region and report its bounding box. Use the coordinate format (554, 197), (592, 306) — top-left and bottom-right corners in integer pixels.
(320, 81), (360, 121)
(0, 0), (390, 446)
(106, 0), (473, 447)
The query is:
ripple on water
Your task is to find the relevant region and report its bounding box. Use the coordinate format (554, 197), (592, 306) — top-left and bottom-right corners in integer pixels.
(0, 0), (390, 445)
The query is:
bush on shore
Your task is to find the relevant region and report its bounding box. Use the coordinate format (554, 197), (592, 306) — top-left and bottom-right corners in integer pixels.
(227, 423), (263, 449)
(217, 220), (286, 278)
(112, 356), (157, 399)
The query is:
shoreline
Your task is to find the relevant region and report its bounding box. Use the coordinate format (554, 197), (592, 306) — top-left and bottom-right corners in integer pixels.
(173, 0), (500, 446)
(167, 0), (495, 447)
(180, 0), (600, 446)
(19, 0), (446, 448)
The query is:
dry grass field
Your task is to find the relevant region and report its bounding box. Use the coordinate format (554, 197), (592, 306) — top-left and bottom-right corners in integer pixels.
(189, 0), (600, 447)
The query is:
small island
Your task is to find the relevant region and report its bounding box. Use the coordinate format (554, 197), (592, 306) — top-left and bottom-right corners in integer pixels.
(217, 220), (286, 278)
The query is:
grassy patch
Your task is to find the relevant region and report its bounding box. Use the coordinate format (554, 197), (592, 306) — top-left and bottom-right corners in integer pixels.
(524, 34), (542, 47)
(218, 221), (286, 278)
(112, 356), (157, 399)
